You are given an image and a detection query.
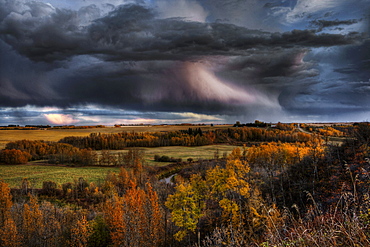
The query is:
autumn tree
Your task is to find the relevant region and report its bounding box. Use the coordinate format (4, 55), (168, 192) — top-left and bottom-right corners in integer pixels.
(206, 148), (251, 226)
(21, 194), (45, 246)
(165, 174), (206, 243)
(0, 149), (31, 164)
(104, 179), (164, 247)
(0, 181), (21, 246)
(70, 216), (92, 247)
(104, 194), (126, 246)
(0, 181), (13, 224)
(146, 183), (164, 246)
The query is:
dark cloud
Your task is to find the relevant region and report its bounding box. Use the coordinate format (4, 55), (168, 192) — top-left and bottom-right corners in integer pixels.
(278, 40), (370, 117)
(333, 40), (370, 80)
(0, 1), (369, 124)
(310, 19), (360, 32)
(0, 3), (364, 63)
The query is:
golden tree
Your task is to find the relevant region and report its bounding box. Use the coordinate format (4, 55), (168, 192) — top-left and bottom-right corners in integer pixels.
(70, 216), (92, 247)
(165, 175), (206, 243)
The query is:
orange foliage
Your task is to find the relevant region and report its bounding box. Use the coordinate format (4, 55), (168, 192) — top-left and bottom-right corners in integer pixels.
(0, 149), (31, 164)
(0, 181), (13, 221)
(104, 179), (164, 247)
(70, 216), (92, 247)
(317, 127), (344, 137)
(247, 142), (312, 168)
(22, 194), (44, 244)
(0, 181), (21, 246)
(0, 218), (20, 247)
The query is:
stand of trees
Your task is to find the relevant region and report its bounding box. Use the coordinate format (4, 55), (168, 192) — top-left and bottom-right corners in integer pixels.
(0, 140), (147, 167)
(58, 127), (311, 150)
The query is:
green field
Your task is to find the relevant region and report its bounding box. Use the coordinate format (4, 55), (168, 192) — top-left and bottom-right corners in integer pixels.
(0, 144), (239, 188)
(0, 164), (120, 189)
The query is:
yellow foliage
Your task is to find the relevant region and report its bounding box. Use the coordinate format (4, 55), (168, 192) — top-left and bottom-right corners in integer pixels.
(70, 216), (92, 247)
(219, 198), (241, 225)
(317, 127), (344, 137)
(247, 141), (314, 168)
(174, 230), (187, 242)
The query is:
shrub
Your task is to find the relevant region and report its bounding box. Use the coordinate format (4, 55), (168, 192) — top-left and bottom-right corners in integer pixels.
(42, 181), (58, 196)
(0, 149), (32, 164)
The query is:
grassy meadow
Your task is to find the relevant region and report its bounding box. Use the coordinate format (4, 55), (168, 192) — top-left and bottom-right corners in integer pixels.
(112, 144), (239, 166)
(0, 164), (120, 189)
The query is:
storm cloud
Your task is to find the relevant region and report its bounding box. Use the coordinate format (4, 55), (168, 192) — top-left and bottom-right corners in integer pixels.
(0, 0), (369, 125)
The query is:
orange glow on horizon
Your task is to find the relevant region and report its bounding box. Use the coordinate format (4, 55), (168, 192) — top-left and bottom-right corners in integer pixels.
(44, 114), (75, 125)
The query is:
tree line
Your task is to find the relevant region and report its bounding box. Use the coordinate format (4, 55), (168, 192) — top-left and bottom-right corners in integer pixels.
(58, 127), (311, 150)
(0, 140), (146, 167)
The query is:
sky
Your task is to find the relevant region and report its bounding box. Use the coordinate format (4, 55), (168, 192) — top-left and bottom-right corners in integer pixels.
(0, 0), (369, 125)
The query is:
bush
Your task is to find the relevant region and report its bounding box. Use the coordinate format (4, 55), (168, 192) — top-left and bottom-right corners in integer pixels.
(42, 181), (58, 196)
(0, 149), (32, 164)
(62, 182), (73, 195)
(154, 155), (182, 162)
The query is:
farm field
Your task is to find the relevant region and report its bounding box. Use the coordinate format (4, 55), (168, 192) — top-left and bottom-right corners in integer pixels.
(0, 164), (120, 189)
(0, 144), (239, 188)
(113, 144), (240, 166)
(0, 124), (232, 149)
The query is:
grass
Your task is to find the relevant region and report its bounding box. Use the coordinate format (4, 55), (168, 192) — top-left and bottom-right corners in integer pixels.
(102, 144), (239, 166)
(0, 145), (239, 188)
(141, 144), (239, 165)
(0, 164), (120, 189)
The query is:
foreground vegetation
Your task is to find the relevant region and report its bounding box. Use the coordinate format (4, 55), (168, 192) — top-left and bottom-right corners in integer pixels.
(0, 122), (369, 246)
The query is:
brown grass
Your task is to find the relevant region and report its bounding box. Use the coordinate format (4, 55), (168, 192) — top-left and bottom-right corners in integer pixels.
(106, 144), (239, 166)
